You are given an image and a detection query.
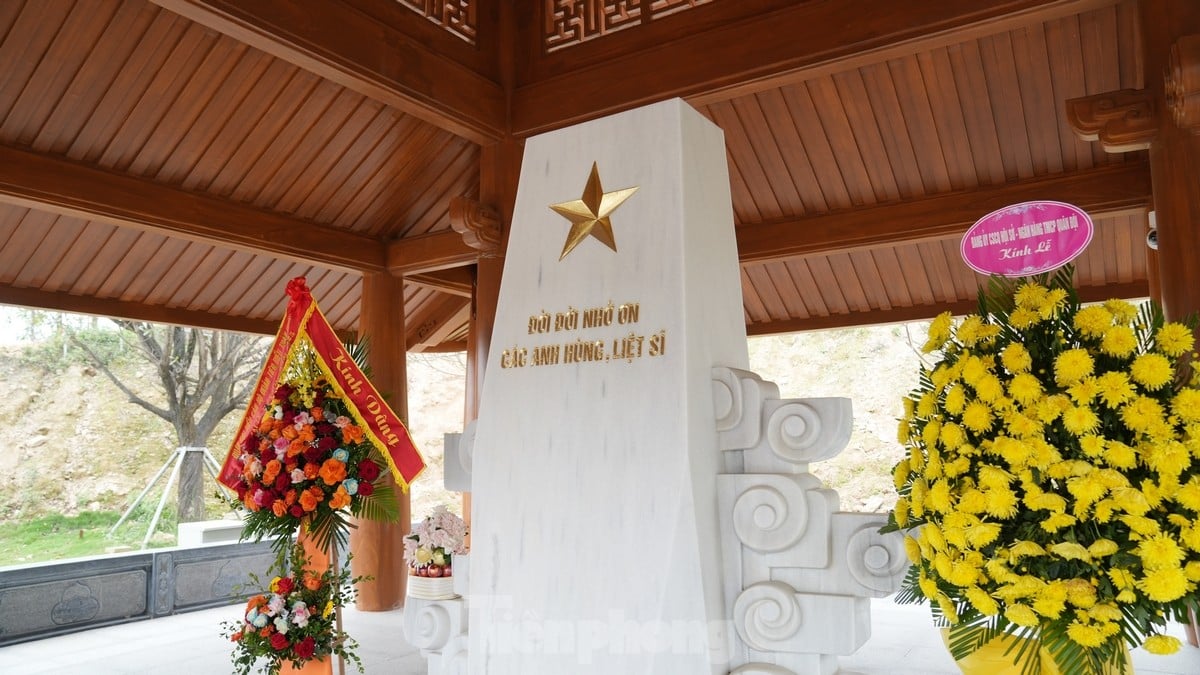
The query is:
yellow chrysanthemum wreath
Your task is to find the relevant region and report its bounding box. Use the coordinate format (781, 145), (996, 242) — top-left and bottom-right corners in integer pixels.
(884, 265), (1200, 674)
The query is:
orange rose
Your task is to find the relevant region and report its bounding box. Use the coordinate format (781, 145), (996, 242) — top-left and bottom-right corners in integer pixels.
(271, 499), (287, 517)
(342, 425), (365, 443)
(298, 426), (315, 442)
(310, 407), (324, 421)
(262, 460), (282, 485)
(304, 463), (320, 480)
(329, 486), (351, 510)
(281, 426), (298, 440)
(307, 486), (325, 503)
(284, 489), (298, 506)
(242, 491), (259, 512)
(259, 626), (273, 638)
(287, 440), (306, 458)
(319, 459), (347, 486)
(246, 594), (267, 611)
(304, 574), (322, 591)
(257, 416), (273, 434)
(299, 490), (319, 512)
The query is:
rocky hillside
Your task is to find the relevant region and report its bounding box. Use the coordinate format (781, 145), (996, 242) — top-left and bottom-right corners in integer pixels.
(0, 322), (927, 526)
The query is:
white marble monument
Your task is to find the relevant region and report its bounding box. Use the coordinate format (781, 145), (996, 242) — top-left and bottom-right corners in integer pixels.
(406, 98), (908, 675)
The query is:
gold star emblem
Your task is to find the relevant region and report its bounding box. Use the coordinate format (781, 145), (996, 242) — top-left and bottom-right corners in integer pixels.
(548, 162), (638, 260)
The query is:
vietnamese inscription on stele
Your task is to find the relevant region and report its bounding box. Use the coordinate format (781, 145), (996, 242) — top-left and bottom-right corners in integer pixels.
(500, 301), (667, 369)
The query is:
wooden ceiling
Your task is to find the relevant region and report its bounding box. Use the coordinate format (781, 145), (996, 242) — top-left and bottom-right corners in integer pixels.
(0, 0), (1152, 350)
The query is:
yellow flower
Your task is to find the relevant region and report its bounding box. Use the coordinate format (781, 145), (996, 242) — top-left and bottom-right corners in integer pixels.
(1025, 492), (1067, 513)
(944, 456), (971, 477)
(1049, 542), (1092, 562)
(964, 522), (1001, 548)
(1033, 581), (1068, 618)
(944, 385), (966, 414)
(1172, 387), (1200, 422)
(1175, 477), (1200, 511)
(1095, 371), (1135, 408)
(892, 459), (910, 490)
(1121, 395), (1166, 435)
(931, 364), (954, 392)
(1005, 603), (1040, 627)
(1040, 288), (1067, 317)
(935, 592), (959, 623)
(929, 481), (954, 513)
(1103, 441), (1137, 470)
(966, 586), (999, 615)
(1088, 603), (1122, 622)
(985, 488), (1018, 519)
(1100, 324), (1137, 357)
(975, 374), (1004, 403)
(1143, 634), (1182, 655)
(1009, 307), (1040, 329)
(1066, 621), (1105, 648)
(1014, 282), (1049, 310)
(919, 570), (939, 599)
(1067, 377), (1100, 404)
(1131, 353), (1175, 390)
(1110, 487), (1151, 516)
(1120, 514), (1161, 537)
(1001, 343), (1032, 373)
(916, 391), (937, 418)
(956, 315), (985, 346)
(1144, 440), (1191, 479)
(1088, 539), (1119, 558)
(1066, 474), (1108, 512)
(1061, 405), (1100, 436)
(1055, 348), (1094, 386)
(1138, 565), (1189, 602)
(960, 355), (989, 386)
(323, 599), (334, 618)
(1065, 578), (1097, 608)
(1108, 568), (1135, 589)
(1104, 299), (1137, 323)
(962, 401), (993, 432)
(1078, 435), (1105, 458)
(958, 489), (987, 514)
(924, 311), (954, 352)
(924, 523), (947, 552)
(1040, 513), (1076, 533)
(904, 535), (922, 564)
(1137, 535), (1186, 570)
(1009, 540), (1046, 560)
(1156, 322), (1195, 357)
(1007, 373), (1043, 405)
(893, 497), (910, 527)
(1074, 305), (1113, 337)
(921, 419), (941, 448)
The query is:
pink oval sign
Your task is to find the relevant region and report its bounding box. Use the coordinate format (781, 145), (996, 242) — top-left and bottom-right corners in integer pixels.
(960, 201), (1094, 277)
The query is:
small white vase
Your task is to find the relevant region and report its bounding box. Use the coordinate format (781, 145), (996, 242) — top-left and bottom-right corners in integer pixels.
(408, 574), (457, 600)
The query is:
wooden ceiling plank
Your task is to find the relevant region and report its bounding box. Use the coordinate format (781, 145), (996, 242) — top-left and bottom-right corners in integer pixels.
(728, 96), (806, 214)
(184, 248), (242, 309)
(753, 90), (828, 213)
(1114, 0), (1141, 90)
(305, 110), (418, 227)
(206, 252), (275, 313)
(803, 256), (851, 316)
(6, 211), (59, 287)
(0, 1), (73, 124)
(744, 264), (789, 321)
(1010, 22), (1065, 176)
(859, 62), (926, 201)
(66, 10), (189, 164)
(806, 76), (878, 207)
(126, 38), (251, 178)
(399, 145), (483, 237)
(979, 31), (1037, 179)
(237, 259), (296, 318)
(0, 283), (279, 335)
(917, 48), (979, 191)
(0, 1), (26, 45)
(864, 248), (908, 310)
(73, 226), (144, 296)
(707, 100), (783, 219)
(5, 1), (120, 147)
(511, 0), (1122, 136)
(147, 0), (505, 143)
(945, 41), (1008, 186)
(828, 251), (872, 312)
(888, 55), (954, 194)
(763, 263), (807, 318)
(120, 234), (188, 302)
(892, 244), (937, 305)
(782, 258), (831, 317)
(316, 114), (425, 229)
(735, 161), (1149, 263)
(779, 84), (852, 210)
(830, 70), (901, 203)
(95, 231), (165, 299)
(1078, 4), (1123, 166)
(31, 2), (159, 155)
(0, 144), (387, 273)
(315, 272), (362, 329)
(98, 23), (218, 172)
(916, 239), (963, 302)
(350, 123), (449, 235)
(1043, 14), (1094, 173)
(739, 266), (771, 324)
(143, 241), (209, 305)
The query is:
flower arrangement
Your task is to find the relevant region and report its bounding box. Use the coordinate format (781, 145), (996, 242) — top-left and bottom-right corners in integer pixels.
(226, 346), (399, 556)
(885, 266), (1200, 674)
(222, 546), (363, 675)
(404, 505), (468, 577)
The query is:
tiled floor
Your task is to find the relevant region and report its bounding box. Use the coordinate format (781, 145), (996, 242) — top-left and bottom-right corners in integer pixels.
(1, 597), (1197, 674)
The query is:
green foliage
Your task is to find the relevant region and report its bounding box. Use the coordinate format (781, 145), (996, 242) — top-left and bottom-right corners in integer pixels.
(19, 326), (127, 371)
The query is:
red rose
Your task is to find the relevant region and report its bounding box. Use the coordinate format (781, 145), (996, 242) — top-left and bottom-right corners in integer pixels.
(274, 473), (290, 492)
(294, 636), (316, 659)
(357, 459), (380, 482)
(304, 446), (325, 463)
(289, 504), (305, 518)
(270, 632), (289, 651)
(276, 576), (295, 595)
(357, 481), (374, 497)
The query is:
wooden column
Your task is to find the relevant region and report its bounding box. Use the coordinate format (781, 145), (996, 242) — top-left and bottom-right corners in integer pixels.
(1066, 1), (1200, 321)
(456, 139), (523, 528)
(350, 271), (410, 610)
(1143, 2), (1200, 322)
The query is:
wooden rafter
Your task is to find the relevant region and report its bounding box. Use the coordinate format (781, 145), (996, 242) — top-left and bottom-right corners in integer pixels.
(387, 230), (478, 275)
(0, 284), (279, 336)
(736, 162), (1151, 264)
(148, 0), (505, 143)
(511, 0), (1120, 136)
(0, 145), (386, 274)
(745, 280), (1151, 336)
(405, 293), (471, 351)
(408, 268), (474, 297)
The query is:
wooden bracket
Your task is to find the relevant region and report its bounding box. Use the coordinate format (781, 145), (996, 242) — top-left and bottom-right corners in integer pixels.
(1066, 88), (1158, 153)
(1167, 34), (1200, 133)
(449, 196), (502, 256)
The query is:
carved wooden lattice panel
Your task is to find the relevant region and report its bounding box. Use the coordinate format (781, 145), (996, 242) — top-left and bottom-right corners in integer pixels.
(545, 0), (712, 52)
(398, 0), (476, 44)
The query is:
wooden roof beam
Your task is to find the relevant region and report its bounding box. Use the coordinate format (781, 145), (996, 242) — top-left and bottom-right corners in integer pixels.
(511, 0), (1120, 136)
(405, 293), (471, 351)
(408, 267), (474, 297)
(148, 0), (505, 143)
(745, 280), (1150, 336)
(387, 230), (477, 275)
(0, 145), (386, 274)
(736, 161), (1151, 264)
(0, 284), (279, 336)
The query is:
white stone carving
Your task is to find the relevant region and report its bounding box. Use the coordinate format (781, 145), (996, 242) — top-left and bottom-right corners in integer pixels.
(403, 575), (469, 675)
(714, 366), (908, 675)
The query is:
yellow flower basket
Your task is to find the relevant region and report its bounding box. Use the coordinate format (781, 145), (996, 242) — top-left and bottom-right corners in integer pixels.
(940, 629), (1131, 675)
